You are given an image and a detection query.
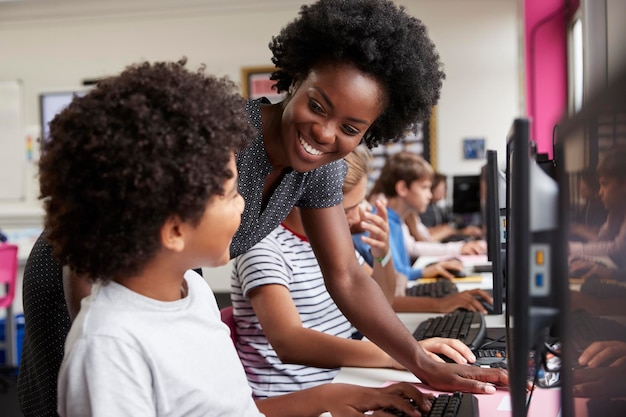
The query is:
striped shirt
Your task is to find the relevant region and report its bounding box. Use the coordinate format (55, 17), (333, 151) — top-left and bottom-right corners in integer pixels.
(231, 224), (362, 398)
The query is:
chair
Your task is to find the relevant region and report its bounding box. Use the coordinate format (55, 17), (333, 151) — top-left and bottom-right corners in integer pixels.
(0, 243), (18, 367)
(220, 306), (237, 346)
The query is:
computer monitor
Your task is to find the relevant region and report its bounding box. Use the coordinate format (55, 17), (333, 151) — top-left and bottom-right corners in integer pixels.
(452, 174), (481, 226)
(39, 90), (88, 141)
(505, 118), (565, 417)
(557, 68), (626, 417)
(483, 150), (505, 314)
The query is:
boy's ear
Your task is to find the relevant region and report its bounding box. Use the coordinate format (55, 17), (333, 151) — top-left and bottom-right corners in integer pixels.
(395, 180), (409, 197)
(161, 215), (185, 252)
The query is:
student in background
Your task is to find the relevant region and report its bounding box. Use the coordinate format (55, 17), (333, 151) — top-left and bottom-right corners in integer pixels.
(40, 60), (432, 417)
(569, 146), (626, 269)
(344, 147), (492, 314)
(355, 151), (486, 282)
(418, 173), (483, 243)
(230, 147), (481, 399)
(368, 169), (486, 261)
(569, 167), (609, 242)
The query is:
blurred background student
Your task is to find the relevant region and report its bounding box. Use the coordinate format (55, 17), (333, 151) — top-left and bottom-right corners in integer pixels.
(419, 172), (483, 243)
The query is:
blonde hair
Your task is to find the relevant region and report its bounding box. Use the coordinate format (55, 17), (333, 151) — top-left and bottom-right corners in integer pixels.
(343, 145), (372, 195)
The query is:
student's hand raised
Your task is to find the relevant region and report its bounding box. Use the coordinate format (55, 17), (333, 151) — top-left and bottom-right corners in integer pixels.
(418, 337), (477, 365)
(359, 198), (391, 261)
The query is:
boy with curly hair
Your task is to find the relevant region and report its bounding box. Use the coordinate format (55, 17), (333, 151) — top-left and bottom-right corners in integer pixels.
(41, 60), (431, 417)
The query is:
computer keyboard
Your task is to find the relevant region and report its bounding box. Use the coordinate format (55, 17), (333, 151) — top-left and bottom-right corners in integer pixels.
(474, 348), (506, 366)
(382, 391), (479, 417)
(413, 310), (486, 351)
(580, 278), (626, 298)
(406, 279), (459, 298)
(571, 309), (626, 357)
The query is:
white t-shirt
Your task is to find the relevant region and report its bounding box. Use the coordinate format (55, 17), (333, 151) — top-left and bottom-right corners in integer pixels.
(57, 270), (264, 417)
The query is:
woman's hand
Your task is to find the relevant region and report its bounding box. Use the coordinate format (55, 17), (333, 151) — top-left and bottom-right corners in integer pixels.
(417, 361), (508, 395)
(418, 337), (476, 365)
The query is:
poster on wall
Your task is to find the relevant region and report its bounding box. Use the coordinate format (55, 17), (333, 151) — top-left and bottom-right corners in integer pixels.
(241, 66), (285, 103)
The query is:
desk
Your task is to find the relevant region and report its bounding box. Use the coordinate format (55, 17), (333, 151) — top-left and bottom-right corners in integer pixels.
(325, 366), (561, 417)
(320, 310), (559, 417)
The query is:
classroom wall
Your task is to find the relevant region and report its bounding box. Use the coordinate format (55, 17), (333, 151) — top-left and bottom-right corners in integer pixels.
(0, 0), (521, 294)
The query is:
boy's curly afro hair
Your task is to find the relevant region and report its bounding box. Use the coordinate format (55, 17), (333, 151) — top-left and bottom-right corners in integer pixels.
(39, 59), (254, 281)
(269, 0), (445, 148)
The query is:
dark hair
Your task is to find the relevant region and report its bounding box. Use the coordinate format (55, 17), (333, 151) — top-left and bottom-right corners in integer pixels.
(269, 0), (444, 148)
(432, 172), (447, 190)
(39, 59), (254, 281)
(373, 151), (434, 198)
(597, 146), (626, 182)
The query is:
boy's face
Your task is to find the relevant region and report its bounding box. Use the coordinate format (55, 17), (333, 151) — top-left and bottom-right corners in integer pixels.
(189, 154), (244, 267)
(404, 178), (433, 213)
(598, 175), (626, 211)
(431, 181), (447, 202)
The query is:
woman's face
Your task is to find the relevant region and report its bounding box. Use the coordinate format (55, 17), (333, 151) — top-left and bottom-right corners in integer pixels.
(280, 62), (384, 173)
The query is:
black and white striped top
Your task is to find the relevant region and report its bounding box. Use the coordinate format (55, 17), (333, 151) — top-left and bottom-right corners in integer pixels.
(231, 224), (363, 398)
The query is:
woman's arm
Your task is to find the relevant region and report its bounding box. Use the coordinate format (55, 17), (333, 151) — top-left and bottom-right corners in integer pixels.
(300, 205), (508, 394)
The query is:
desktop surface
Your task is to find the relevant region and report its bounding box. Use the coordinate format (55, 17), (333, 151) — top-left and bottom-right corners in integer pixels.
(328, 365), (560, 417)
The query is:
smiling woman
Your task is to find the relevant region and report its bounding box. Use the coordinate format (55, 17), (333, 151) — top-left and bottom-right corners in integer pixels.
(228, 0), (507, 396)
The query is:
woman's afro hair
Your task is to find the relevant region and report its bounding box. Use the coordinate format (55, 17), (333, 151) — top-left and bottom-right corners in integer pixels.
(269, 0), (445, 148)
(39, 59), (254, 281)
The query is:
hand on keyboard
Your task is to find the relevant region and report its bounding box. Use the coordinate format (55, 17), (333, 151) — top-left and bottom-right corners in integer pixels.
(382, 392), (479, 417)
(418, 337), (477, 365)
(437, 289), (494, 314)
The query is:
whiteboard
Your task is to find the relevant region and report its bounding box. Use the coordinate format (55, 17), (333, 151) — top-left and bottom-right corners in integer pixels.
(0, 80), (24, 200)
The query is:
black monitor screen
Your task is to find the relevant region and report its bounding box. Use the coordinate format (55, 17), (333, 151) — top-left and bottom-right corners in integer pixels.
(483, 150), (505, 314)
(506, 118), (564, 417)
(452, 175), (481, 215)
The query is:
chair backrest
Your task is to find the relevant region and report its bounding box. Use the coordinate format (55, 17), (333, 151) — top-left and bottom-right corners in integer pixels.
(0, 243), (18, 309)
(220, 305), (237, 346)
